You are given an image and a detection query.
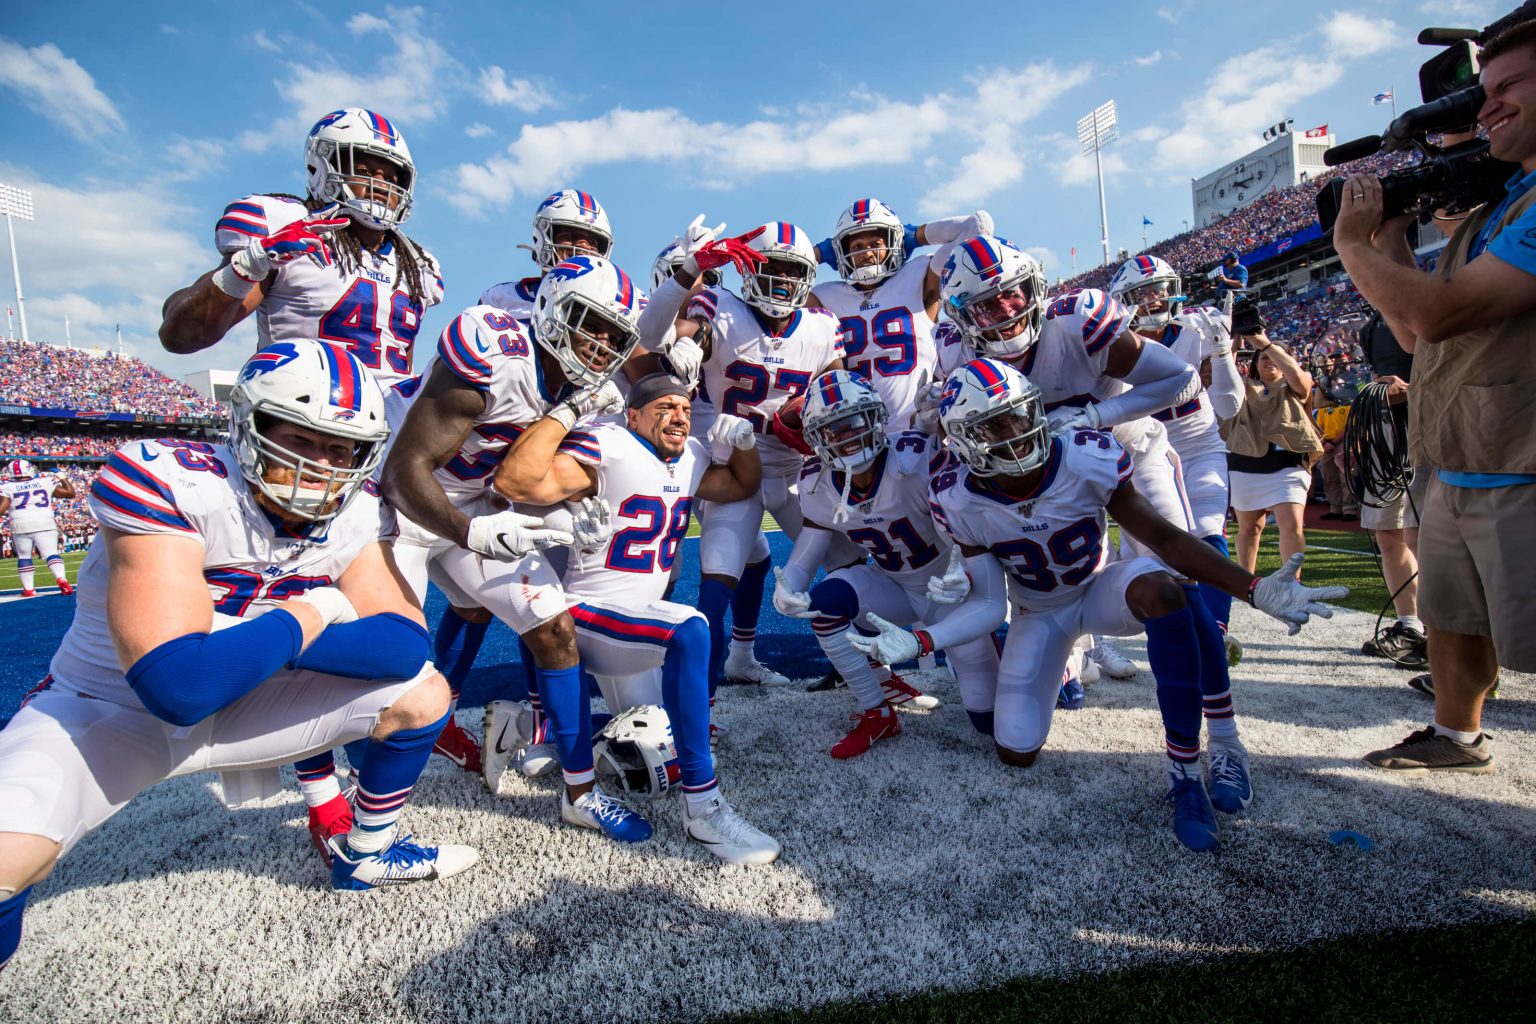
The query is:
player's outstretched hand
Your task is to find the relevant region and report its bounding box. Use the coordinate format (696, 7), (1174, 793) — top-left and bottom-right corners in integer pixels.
(925, 547), (971, 605)
(687, 227), (767, 277)
(848, 613), (922, 666)
(567, 496), (613, 553)
(1250, 553), (1349, 635)
(680, 213), (727, 254)
(1046, 405), (1098, 435)
(662, 335), (704, 387)
(772, 567), (816, 619)
(232, 203), (349, 280)
(708, 413), (756, 451)
(466, 509), (574, 562)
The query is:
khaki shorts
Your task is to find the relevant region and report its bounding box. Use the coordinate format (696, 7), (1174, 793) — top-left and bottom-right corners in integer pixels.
(1359, 466), (1427, 531)
(1418, 474), (1536, 671)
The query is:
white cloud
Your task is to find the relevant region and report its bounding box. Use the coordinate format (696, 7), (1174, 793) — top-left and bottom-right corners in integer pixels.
(1417, 1), (1495, 19)
(347, 12), (391, 33)
(1133, 50), (1164, 67)
(479, 67), (556, 112)
(1156, 7), (1178, 23)
(1322, 12), (1401, 56)
(1023, 246), (1062, 279)
(252, 29), (281, 52)
(0, 37), (125, 141)
(0, 164), (246, 372)
(1051, 135), (1131, 188)
(161, 138), (228, 182)
(464, 122), (494, 139)
(919, 134), (1026, 215)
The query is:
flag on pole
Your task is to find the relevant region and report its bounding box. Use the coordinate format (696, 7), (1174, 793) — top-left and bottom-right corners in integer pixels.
(1070, 247), (1076, 256)
(1373, 91), (1394, 105)
(1304, 124), (1328, 138)
(1262, 119), (1294, 141)
(1142, 216), (1154, 226)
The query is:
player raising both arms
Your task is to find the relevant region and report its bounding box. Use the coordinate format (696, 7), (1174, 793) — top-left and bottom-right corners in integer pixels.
(1, 460), (76, 597)
(637, 223), (844, 695)
(0, 341), (478, 970)
(851, 359), (1345, 851)
(810, 199), (988, 423)
(497, 372), (779, 863)
(773, 372), (1001, 758)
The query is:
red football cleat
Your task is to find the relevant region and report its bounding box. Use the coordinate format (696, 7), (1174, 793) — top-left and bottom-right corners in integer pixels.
(307, 792), (354, 867)
(56, 580), (74, 596)
(881, 672), (940, 710)
(20, 589), (36, 598)
(432, 716), (482, 773)
(830, 705), (901, 760)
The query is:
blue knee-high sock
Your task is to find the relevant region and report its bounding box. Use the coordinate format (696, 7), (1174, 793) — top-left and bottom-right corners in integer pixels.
(434, 609), (490, 698)
(1143, 605), (1203, 770)
(516, 637), (538, 704)
(342, 738), (371, 770)
(1183, 585), (1233, 698)
(1197, 535), (1235, 630)
(966, 709), (995, 736)
(698, 578), (735, 699)
(730, 558), (771, 651)
(662, 615), (715, 793)
(0, 887), (31, 971)
(536, 665), (592, 779)
(350, 707), (450, 849)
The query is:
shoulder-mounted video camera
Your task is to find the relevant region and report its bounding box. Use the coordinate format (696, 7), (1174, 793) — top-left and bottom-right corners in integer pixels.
(1316, 1), (1536, 233)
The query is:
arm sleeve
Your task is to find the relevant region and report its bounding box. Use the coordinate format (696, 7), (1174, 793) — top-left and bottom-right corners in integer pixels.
(1205, 348), (1246, 420)
(435, 311), (495, 390)
(288, 612), (430, 681)
(920, 554), (1008, 649)
(637, 275), (690, 352)
(1091, 340), (1201, 429)
(126, 609), (304, 727)
(780, 526), (834, 593)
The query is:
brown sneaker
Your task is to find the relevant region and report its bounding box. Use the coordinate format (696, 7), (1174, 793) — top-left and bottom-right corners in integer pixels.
(1364, 727), (1494, 774)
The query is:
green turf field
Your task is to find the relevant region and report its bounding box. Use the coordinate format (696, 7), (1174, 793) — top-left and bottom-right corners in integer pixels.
(0, 549), (87, 592)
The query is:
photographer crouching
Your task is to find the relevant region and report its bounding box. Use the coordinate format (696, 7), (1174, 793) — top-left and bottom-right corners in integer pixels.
(1334, 21), (1536, 775)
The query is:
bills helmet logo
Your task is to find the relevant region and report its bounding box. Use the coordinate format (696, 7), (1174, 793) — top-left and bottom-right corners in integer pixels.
(548, 256), (598, 282)
(239, 342), (302, 382)
(939, 377), (964, 415)
(309, 110), (348, 137)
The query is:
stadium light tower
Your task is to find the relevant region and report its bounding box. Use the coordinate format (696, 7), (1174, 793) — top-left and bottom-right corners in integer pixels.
(0, 184), (33, 344)
(1076, 101), (1118, 268)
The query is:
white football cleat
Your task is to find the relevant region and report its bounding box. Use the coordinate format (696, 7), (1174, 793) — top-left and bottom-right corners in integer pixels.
(1089, 639), (1137, 678)
(881, 672), (939, 710)
(723, 657), (790, 686)
(1079, 657), (1101, 686)
(482, 699), (533, 793)
(683, 794), (781, 865)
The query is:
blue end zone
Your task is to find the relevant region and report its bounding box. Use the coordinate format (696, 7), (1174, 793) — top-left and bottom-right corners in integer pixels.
(0, 535), (824, 727)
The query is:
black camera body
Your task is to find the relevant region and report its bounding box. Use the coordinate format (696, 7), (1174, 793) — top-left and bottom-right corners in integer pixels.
(1316, 2), (1535, 234)
(1231, 298), (1265, 336)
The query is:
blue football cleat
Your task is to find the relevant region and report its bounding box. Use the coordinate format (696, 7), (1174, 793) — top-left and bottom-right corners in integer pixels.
(561, 785), (653, 843)
(1057, 677), (1086, 710)
(329, 832), (479, 892)
(1165, 775), (1220, 851)
(1208, 746), (1254, 814)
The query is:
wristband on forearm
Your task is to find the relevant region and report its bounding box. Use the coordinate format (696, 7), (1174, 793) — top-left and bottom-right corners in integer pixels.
(212, 262), (256, 299)
(913, 630), (935, 657)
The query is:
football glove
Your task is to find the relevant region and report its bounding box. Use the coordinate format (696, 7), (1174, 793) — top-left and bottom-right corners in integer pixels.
(662, 335), (704, 387)
(567, 496), (614, 553)
(1046, 405), (1100, 434)
(925, 547), (971, 605)
(551, 380), (625, 430)
(230, 204), (348, 281)
(848, 613), (925, 666)
(684, 227), (767, 277)
(910, 367), (945, 434)
(466, 509), (574, 562)
(707, 413), (756, 451)
(680, 213), (727, 254)
(771, 567), (817, 619)
(1249, 553), (1349, 635)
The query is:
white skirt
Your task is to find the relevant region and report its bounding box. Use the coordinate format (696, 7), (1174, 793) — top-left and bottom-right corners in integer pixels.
(1228, 465), (1312, 512)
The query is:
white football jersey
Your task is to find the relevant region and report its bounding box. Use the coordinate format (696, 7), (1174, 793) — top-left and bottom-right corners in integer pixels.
(816, 258), (944, 422)
(478, 275), (541, 322)
(980, 288), (1134, 414)
(1145, 306), (1226, 459)
(929, 429), (1133, 610)
(49, 439), (393, 708)
(1, 474), (62, 534)
(214, 194), (445, 388)
(560, 424), (711, 605)
(687, 287), (844, 476)
(798, 430), (953, 588)
(430, 305), (598, 503)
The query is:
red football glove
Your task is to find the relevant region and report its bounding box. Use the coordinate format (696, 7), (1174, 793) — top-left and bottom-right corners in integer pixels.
(234, 204), (349, 281)
(689, 227), (767, 277)
(770, 396), (814, 456)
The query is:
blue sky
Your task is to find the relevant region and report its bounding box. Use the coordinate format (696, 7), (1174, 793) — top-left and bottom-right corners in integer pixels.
(0, 0), (1500, 381)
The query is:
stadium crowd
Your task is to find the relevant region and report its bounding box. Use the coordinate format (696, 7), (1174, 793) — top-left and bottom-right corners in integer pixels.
(0, 340), (224, 419)
(0, 427), (177, 460)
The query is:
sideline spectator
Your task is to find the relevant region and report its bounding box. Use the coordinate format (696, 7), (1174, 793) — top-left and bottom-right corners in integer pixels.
(0, 340), (224, 419)
(1221, 331), (1322, 577)
(1215, 250), (1249, 295)
(1312, 390), (1357, 521)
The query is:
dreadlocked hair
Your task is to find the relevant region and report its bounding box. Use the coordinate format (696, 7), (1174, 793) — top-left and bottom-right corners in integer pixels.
(265, 192), (431, 305)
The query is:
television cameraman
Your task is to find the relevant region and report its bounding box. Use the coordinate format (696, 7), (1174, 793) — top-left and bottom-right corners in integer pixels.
(1334, 20), (1536, 775)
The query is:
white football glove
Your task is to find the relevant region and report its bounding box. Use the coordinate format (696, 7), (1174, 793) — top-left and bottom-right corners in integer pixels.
(848, 613), (923, 666)
(662, 335), (704, 387)
(910, 367), (945, 434)
(292, 585), (358, 627)
(567, 496), (614, 553)
(1046, 405), (1099, 434)
(551, 380), (624, 429)
(466, 509), (575, 562)
(966, 209), (995, 239)
(707, 413), (756, 451)
(681, 213), (727, 255)
(1250, 553), (1349, 635)
(1195, 304), (1234, 358)
(925, 547), (971, 605)
(771, 567), (816, 619)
